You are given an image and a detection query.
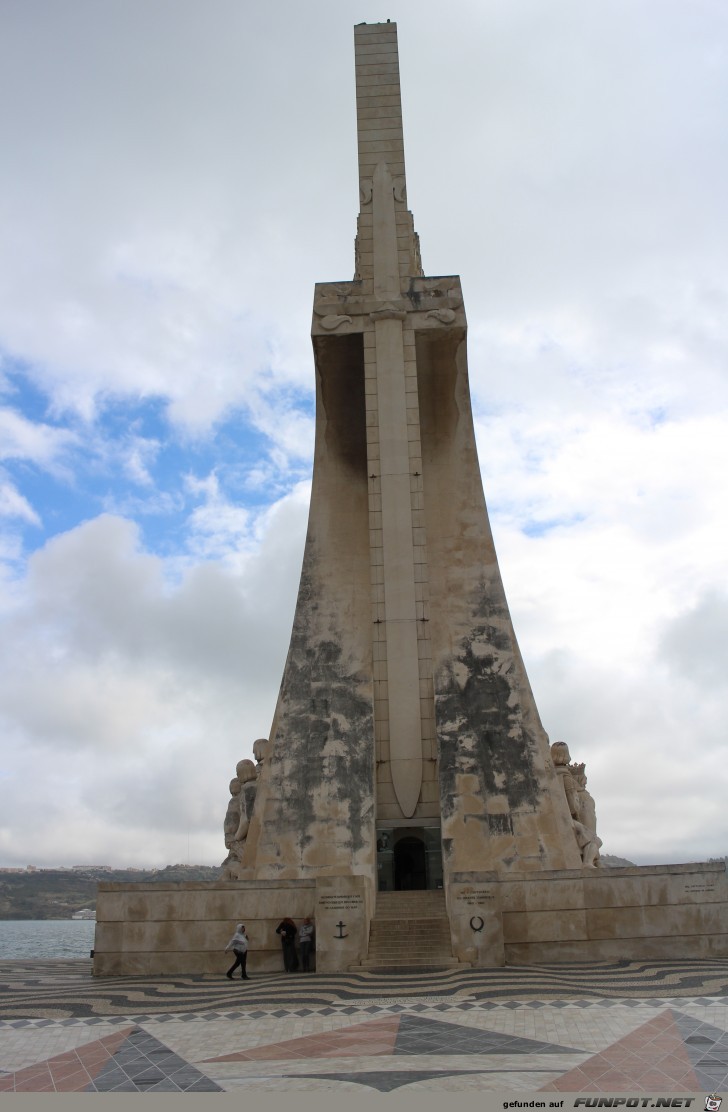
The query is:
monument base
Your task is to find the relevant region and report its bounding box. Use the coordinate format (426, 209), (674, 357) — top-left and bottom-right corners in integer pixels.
(94, 862), (728, 975)
(449, 861), (728, 966)
(502, 860), (728, 963)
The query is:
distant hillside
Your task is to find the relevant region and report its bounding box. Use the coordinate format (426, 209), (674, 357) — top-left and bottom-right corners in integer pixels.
(0, 865), (223, 920)
(6, 855), (682, 919)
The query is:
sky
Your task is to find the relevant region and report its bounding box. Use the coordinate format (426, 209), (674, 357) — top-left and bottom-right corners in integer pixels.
(0, 0), (726, 870)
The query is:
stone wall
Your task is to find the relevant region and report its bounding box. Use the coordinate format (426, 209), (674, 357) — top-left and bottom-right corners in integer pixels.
(503, 861), (728, 962)
(448, 862), (728, 965)
(95, 863), (727, 974)
(93, 876), (370, 976)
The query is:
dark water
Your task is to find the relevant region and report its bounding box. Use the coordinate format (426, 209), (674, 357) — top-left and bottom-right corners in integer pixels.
(0, 919), (96, 959)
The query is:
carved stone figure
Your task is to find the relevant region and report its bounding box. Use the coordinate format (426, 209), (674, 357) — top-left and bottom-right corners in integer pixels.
(222, 759), (260, 879)
(252, 738), (268, 766)
(550, 741), (580, 819)
(551, 741), (570, 766)
(569, 761), (600, 866)
(235, 759), (258, 784)
(223, 778), (242, 844)
(222, 777), (248, 880)
(573, 820), (603, 868)
(570, 761), (598, 839)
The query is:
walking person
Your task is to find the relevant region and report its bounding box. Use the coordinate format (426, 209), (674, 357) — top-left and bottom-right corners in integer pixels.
(224, 923), (249, 980)
(298, 917), (314, 972)
(275, 917), (298, 972)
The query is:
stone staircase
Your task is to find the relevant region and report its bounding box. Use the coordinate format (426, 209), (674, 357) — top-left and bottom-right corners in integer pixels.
(357, 890), (461, 970)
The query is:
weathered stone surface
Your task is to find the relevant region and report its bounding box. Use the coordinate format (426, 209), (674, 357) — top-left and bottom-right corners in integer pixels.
(94, 880), (317, 975)
(93, 861), (728, 973)
(314, 875), (369, 972)
(245, 20), (579, 891)
(498, 862), (728, 962)
(448, 872), (505, 967)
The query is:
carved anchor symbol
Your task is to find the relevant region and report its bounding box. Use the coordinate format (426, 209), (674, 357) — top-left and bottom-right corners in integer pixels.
(335, 920), (348, 939)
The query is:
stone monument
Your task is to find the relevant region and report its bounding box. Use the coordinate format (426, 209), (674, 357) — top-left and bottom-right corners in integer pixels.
(93, 23), (728, 974)
(233, 19), (583, 889)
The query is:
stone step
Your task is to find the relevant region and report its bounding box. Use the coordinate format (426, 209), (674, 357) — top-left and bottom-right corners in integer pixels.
(359, 958), (463, 969)
(368, 945), (451, 957)
(369, 934), (452, 947)
(368, 938), (451, 950)
(367, 939), (449, 948)
(369, 926), (450, 940)
(375, 899), (446, 906)
(369, 940), (452, 949)
(366, 947), (453, 956)
(369, 919), (451, 932)
(374, 892), (447, 919)
(368, 929), (450, 944)
(376, 890), (446, 900)
(369, 940), (451, 951)
(360, 890), (457, 970)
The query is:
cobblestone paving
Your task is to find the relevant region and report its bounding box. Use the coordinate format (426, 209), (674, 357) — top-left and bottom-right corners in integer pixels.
(1, 960), (727, 1092)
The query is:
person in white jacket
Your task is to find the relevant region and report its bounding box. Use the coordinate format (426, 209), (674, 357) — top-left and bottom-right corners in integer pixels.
(224, 923), (249, 980)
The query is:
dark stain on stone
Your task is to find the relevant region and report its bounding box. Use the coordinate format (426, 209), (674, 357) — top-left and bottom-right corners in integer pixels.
(435, 581), (543, 828)
(263, 561), (374, 863)
(406, 278), (422, 308)
(488, 814), (514, 836)
(318, 333), (367, 473)
(241, 781), (258, 823)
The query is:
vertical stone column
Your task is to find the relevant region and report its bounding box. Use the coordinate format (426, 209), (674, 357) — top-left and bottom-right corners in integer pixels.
(354, 23), (420, 288)
(374, 314), (422, 816)
(355, 23), (431, 820)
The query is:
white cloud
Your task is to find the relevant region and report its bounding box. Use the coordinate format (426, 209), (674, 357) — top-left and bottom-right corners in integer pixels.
(659, 590), (728, 688)
(120, 434), (161, 487)
(184, 472), (253, 560)
(0, 408), (79, 467)
(0, 477), (40, 526)
(0, 498), (307, 868)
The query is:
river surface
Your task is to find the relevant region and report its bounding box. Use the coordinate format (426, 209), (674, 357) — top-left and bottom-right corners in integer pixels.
(0, 919), (96, 959)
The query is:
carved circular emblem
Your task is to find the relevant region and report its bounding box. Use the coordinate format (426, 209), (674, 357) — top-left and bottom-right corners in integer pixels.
(469, 916), (485, 932)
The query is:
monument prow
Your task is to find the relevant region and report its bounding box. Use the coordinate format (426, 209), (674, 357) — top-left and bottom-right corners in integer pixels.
(243, 20), (581, 886)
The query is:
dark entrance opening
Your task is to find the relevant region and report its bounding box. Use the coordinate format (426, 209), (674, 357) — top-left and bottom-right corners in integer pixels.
(376, 826), (442, 891)
(393, 834), (427, 890)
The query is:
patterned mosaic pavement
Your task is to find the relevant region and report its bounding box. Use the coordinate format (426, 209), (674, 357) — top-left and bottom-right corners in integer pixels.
(1, 959), (727, 1092)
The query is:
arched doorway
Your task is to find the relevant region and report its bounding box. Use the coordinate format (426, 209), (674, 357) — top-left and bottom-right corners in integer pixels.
(393, 834), (427, 890)
(376, 825), (443, 890)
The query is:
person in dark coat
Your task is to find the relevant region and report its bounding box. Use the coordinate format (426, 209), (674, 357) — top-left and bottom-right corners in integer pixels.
(275, 917), (298, 971)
